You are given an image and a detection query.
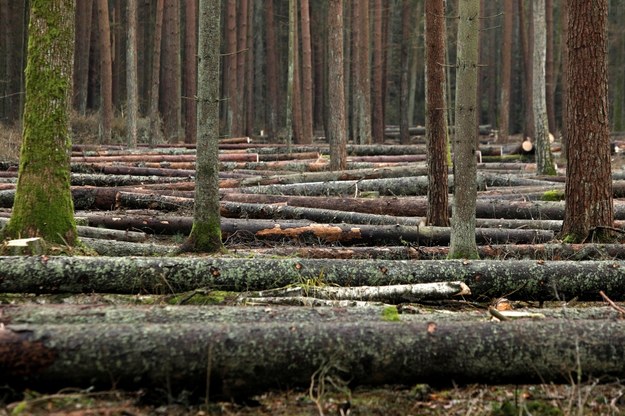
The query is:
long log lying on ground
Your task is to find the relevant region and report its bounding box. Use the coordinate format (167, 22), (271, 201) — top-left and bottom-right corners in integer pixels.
(82, 214), (553, 245)
(3, 319), (625, 397)
(221, 193), (625, 220)
(2, 304), (621, 326)
(229, 175), (486, 197)
(1, 256), (624, 300)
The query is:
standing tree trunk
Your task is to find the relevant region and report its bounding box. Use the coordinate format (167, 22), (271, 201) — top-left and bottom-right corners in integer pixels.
(160, 0), (181, 143)
(236, 0), (249, 136)
(286, 0), (297, 144)
(560, 0), (569, 156)
(96, 0), (113, 143)
(126, 0), (139, 148)
(371, 0), (385, 143)
(449, 0), (480, 259)
(399, 0), (411, 145)
(265, 0), (279, 138)
(560, 0), (613, 243)
(499, 0), (513, 143)
(73, 0), (93, 115)
(425, 0), (450, 227)
(183, 0), (223, 253)
(299, 0), (314, 144)
(327, 0), (347, 171)
(545, 0), (556, 134)
(225, 0), (238, 137)
(183, 0), (198, 144)
(148, 0), (165, 146)
(350, 0), (372, 145)
(518, 0), (533, 139)
(532, 0), (556, 175)
(3, 0), (78, 246)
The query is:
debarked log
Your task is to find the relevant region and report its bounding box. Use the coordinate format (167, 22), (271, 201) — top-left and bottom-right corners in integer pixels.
(1, 256), (625, 300)
(2, 319), (625, 397)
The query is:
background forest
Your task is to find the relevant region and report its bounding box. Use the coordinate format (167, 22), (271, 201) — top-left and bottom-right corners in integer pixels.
(2, 0), (625, 146)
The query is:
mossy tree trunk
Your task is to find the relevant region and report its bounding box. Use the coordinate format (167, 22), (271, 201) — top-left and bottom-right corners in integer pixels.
(449, 0), (480, 259)
(3, 0), (78, 246)
(182, 0), (223, 252)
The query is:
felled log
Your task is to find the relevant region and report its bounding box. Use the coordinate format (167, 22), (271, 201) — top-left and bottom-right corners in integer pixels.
(257, 151), (320, 161)
(347, 154), (427, 163)
(4, 304), (620, 326)
(82, 214), (553, 245)
(3, 319), (624, 397)
(2, 256), (624, 300)
(218, 201), (421, 226)
(229, 175), (486, 197)
(236, 164), (430, 187)
(220, 193), (604, 220)
(72, 163), (195, 177)
(71, 153), (259, 163)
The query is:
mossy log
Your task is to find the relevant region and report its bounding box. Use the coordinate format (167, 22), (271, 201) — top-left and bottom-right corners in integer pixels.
(3, 319), (625, 397)
(1, 256), (625, 300)
(2, 304), (620, 326)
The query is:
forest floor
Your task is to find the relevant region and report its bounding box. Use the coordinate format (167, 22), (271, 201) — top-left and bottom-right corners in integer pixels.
(3, 120), (625, 415)
(2, 381), (625, 415)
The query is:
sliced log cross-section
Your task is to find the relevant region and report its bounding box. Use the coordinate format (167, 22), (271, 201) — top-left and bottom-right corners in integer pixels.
(1, 256), (624, 300)
(2, 319), (625, 398)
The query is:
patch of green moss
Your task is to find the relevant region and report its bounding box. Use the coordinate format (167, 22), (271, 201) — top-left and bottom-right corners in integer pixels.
(541, 190), (564, 201)
(381, 306), (400, 322)
(166, 291), (231, 305)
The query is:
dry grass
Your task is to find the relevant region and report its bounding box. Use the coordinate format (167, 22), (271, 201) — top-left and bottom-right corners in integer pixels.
(0, 122), (21, 163)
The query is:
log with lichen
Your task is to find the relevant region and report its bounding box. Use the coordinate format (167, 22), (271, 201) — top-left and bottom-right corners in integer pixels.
(1, 256), (625, 300)
(2, 318), (625, 398)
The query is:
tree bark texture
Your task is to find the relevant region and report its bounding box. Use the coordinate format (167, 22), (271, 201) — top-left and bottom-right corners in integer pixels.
(3, 0), (79, 246)
(450, 0), (480, 259)
(3, 319), (625, 398)
(184, 0), (223, 253)
(425, 0), (450, 227)
(371, 0), (384, 143)
(532, 0), (556, 175)
(126, 0), (139, 148)
(499, 0), (513, 142)
(72, 0), (93, 115)
(96, 0), (113, 143)
(2, 256), (625, 301)
(160, 0), (181, 142)
(327, 0), (347, 170)
(299, 0), (314, 144)
(183, 0), (198, 144)
(2, 304), (623, 326)
(148, 0), (165, 145)
(561, 0), (613, 242)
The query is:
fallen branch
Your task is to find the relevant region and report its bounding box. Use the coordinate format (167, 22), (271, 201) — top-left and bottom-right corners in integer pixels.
(240, 281), (471, 304)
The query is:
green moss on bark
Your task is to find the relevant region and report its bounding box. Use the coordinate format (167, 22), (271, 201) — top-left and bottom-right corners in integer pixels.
(3, 0), (78, 247)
